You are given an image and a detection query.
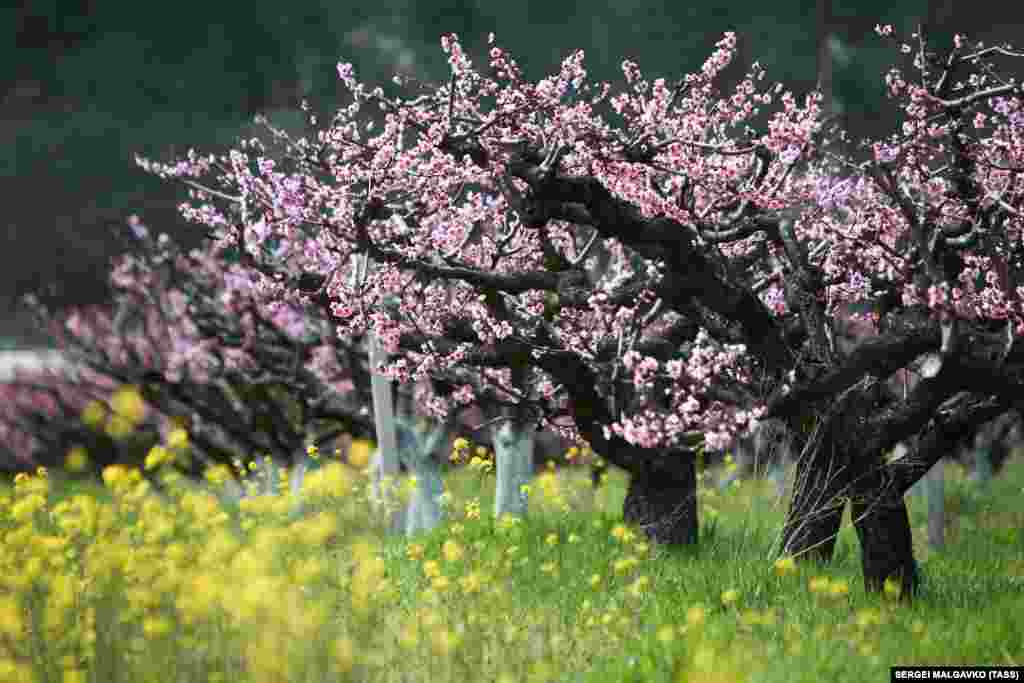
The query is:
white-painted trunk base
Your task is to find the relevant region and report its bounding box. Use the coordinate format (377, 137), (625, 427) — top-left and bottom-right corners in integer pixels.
(493, 422), (534, 518)
(925, 459), (944, 551)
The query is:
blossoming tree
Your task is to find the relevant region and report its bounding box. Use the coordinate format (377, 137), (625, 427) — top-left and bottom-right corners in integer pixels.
(0, 224), (378, 481)
(5, 217), (537, 535)
(137, 27), (1024, 596)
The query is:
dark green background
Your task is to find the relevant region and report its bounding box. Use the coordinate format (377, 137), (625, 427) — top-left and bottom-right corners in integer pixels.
(3, 1), (1020, 347)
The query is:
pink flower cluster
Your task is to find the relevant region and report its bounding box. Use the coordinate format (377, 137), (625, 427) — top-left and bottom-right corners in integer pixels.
(122, 29), (1024, 454)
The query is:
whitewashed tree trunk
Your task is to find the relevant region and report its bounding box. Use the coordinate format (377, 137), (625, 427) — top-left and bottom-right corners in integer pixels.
(219, 476), (246, 503)
(369, 448), (406, 532)
(254, 456), (282, 496)
(768, 462), (787, 500)
(288, 451), (311, 515)
(289, 458), (307, 499)
(369, 332), (402, 533)
(401, 421), (446, 536)
(971, 444), (993, 492)
(925, 459), (945, 550)
(370, 335), (399, 480)
(350, 252), (400, 529)
(493, 421), (534, 518)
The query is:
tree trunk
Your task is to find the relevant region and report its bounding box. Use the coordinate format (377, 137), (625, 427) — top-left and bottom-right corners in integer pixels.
(780, 435), (847, 563)
(369, 333), (404, 533)
(925, 459), (945, 551)
(622, 453), (697, 545)
(781, 393), (921, 598)
(971, 445), (993, 490)
(493, 420), (534, 518)
(369, 334), (399, 479)
(402, 420), (447, 536)
(851, 475), (919, 599)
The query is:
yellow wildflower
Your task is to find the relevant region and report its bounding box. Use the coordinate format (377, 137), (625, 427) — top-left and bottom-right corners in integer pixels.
(101, 464), (131, 488)
(808, 576), (831, 594)
(855, 608), (881, 628)
(459, 571), (484, 595)
(144, 445), (173, 471)
(80, 401), (106, 430)
(64, 447), (89, 472)
(613, 556), (639, 574)
(333, 637), (355, 672)
(104, 414), (135, 440)
(442, 539), (464, 563)
(774, 556), (797, 577)
(828, 579), (849, 598)
(11, 494), (46, 522)
(203, 464), (232, 486)
(167, 428), (189, 450)
(430, 627), (459, 657)
(347, 439), (374, 469)
(110, 385), (145, 425)
(0, 595), (23, 636)
(142, 617), (172, 637)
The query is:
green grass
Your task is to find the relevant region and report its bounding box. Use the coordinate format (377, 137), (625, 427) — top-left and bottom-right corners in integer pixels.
(0, 453), (1021, 682)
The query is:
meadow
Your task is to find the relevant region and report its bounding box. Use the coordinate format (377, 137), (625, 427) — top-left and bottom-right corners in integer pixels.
(0, 435), (1021, 683)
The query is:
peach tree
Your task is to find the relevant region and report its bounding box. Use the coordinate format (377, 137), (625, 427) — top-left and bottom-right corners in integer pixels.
(0, 221), (380, 482)
(136, 27), (1024, 596)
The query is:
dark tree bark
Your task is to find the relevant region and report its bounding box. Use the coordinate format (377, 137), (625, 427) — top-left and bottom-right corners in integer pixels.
(779, 388), (869, 563)
(780, 436), (846, 563)
(779, 378), (924, 599)
(782, 433), (920, 599)
(850, 472), (919, 599)
(623, 452), (698, 545)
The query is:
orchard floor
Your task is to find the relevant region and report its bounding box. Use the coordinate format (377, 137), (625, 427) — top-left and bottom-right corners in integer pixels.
(0, 450), (1021, 682)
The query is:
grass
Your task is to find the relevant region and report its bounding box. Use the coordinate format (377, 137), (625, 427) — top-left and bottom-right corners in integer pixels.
(0, 443), (1021, 683)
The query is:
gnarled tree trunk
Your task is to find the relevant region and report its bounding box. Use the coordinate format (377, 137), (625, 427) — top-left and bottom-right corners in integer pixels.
(780, 388), (921, 599)
(780, 418), (848, 564)
(623, 452), (697, 545)
(850, 478), (919, 598)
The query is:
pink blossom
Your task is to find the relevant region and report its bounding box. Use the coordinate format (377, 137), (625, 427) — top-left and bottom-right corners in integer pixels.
(120, 28), (1024, 461)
